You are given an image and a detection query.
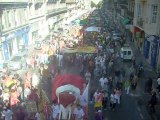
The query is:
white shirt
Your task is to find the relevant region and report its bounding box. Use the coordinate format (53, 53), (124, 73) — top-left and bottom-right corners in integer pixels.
(4, 109), (13, 120)
(35, 112), (40, 120)
(24, 88), (31, 99)
(99, 77), (108, 88)
(74, 108), (84, 120)
(85, 72), (91, 81)
(110, 94), (116, 103)
(52, 104), (60, 118)
(94, 92), (100, 102)
(157, 78), (160, 85)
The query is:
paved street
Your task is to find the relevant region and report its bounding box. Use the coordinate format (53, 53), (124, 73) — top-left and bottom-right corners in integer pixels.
(10, 13), (160, 120)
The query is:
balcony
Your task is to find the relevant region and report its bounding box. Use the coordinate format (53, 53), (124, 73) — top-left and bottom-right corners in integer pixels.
(47, 3), (67, 16)
(0, 0), (28, 3)
(141, 0), (147, 2)
(127, 11), (134, 18)
(137, 18), (144, 29)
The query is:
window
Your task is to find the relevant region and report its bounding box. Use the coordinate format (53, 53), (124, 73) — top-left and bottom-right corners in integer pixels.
(137, 3), (141, 19)
(151, 5), (158, 23)
(6, 11), (11, 27)
(15, 9), (20, 26)
(123, 51), (127, 55)
(2, 12), (6, 29)
(8, 10), (14, 27)
(24, 9), (28, 22)
(128, 51), (131, 55)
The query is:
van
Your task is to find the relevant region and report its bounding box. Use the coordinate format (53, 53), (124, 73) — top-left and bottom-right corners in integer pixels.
(120, 44), (133, 60)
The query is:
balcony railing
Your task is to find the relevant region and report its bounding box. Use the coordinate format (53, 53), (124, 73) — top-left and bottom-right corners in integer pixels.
(141, 0), (147, 2)
(137, 18), (144, 28)
(47, 3), (67, 15)
(0, 0), (28, 3)
(47, 7), (67, 15)
(127, 11), (134, 17)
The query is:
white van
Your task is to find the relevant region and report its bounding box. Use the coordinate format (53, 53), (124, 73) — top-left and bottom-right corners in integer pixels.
(120, 44), (133, 60)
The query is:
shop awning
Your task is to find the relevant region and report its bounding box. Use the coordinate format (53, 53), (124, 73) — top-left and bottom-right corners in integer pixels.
(121, 17), (130, 25)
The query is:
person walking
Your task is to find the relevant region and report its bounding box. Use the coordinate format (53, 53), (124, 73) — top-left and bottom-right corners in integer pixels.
(73, 104), (85, 120)
(85, 70), (91, 83)
(148, 92), (157, 113)
(35, 110), (41, 120)
(99, 75), (108, 89)
(95, 110), (104, 120)
(15, 107), (26, 120)
(124, 79), (131, 94)
(2, 106), (13, 120)
(145, 77), (153, 93)
(51, 101), (60, 120)
(110, 92), (116, 111)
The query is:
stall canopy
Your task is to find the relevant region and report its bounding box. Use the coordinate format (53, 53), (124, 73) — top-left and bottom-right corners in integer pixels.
(85, 26), (101, 32)
(121, 17), (131, 25)
(62, 45), (97, 54)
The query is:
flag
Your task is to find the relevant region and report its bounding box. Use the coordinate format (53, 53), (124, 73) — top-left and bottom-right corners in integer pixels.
(82, 83), (89, 106)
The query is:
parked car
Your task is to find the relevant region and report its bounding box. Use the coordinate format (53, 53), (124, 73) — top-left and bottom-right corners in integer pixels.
(8, 52), (27, 70)
(112, 33), (122, 41)
(120, 44), (133, 60)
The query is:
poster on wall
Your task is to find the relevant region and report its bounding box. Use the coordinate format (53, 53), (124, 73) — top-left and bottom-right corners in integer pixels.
(150, 36), (159, 68)
(143, 37), (150, 59)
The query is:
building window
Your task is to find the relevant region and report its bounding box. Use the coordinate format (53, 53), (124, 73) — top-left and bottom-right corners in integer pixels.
(151, 5), (158, 23)
(24, 9), (28, 22)
(2, 12), (6, 30)
(136, 4), (141, 18)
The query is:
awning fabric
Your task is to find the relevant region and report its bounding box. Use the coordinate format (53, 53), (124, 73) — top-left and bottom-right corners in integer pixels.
(121, 17), (130, 25)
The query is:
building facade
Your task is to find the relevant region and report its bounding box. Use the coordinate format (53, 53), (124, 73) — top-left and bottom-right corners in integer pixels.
(0, 0), (89, 61)
(0, 0), (29, 60)
(134, 0), (160, 69)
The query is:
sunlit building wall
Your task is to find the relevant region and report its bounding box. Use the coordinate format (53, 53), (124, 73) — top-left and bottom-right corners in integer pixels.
(45, 0), (67, 34)
(134, 0), (160, 69)
(0, 0), (29, 60)
(28, 0), (46, 45)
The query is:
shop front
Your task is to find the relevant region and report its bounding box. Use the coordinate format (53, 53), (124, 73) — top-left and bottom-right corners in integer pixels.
(133, 26), (145, 52)
(1, 26), (29, 60)
(143, 35), (160, 68)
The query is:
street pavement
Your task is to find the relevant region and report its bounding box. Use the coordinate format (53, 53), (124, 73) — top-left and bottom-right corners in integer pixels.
(88, 33), (160, 120)
(12, 18), (160, 120)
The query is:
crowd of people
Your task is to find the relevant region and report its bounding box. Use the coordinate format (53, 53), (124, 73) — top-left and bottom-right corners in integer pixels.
(0, 8), (160, 120)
